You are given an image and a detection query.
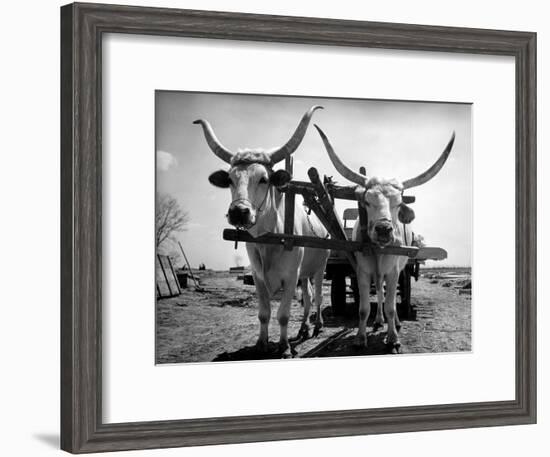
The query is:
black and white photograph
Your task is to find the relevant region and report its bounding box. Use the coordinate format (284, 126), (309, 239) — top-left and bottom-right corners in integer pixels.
(155, 91), (472, 364)
(1, 0), (542, 455)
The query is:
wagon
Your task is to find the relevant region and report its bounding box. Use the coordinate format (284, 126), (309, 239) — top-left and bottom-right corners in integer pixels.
(223, 157), (447, 319)
(325, 207), (447, 319)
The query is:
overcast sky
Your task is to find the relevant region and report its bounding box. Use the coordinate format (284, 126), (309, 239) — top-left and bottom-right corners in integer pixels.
(156, 91), (471, 270)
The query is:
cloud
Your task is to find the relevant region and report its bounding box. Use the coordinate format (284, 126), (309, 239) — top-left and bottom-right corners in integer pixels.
(157, 150), (178, 172)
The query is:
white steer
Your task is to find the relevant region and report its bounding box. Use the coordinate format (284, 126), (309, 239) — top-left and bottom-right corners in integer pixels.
(315, 124), (455, 353)
(194, 106), (329, 358)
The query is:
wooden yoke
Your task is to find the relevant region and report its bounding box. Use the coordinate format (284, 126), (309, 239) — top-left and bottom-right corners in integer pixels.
(308, 168), (357, 272)
(268, 166), (418, 263)
(283, 156), (295, 250)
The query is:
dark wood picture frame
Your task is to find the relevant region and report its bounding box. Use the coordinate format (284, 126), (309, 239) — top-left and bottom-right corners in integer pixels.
(60, 2), (537, 453)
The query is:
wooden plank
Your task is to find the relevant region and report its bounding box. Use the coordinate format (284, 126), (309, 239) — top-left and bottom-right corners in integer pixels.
(306, 168), (358, 271)
(308, 168), (347, 240)
(415, 247), (448, 261)
(283, 191), (295, 250)
(167, 256), (181, 295)
(301, 192), (359, 270)
(158, 255), (174, 296)
(223, 229), (419, 257)
(342, 208), (359, 222)
(301, 191), (358, 270)
(155, 255), (171, 297)
(283, 180), (415, 203)
(162, 256), (180, 295)
(156, 254), (182, 298)
(302, 192), (332, 233)
(283, 156), (295, 250)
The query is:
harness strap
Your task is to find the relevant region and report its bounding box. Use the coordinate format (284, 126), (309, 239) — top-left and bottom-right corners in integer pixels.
(305, 211), (330, 239)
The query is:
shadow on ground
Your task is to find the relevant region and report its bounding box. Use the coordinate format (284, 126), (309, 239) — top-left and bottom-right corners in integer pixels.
(212, 342), (284, 361)
(310, 332), (391, 357)
(212, 302), (403, 361)
(322, 302), (417, 325)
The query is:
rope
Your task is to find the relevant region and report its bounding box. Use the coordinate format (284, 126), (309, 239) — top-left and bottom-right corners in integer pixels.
(228, 186), (270, 229)
(305, 210), (329, 239)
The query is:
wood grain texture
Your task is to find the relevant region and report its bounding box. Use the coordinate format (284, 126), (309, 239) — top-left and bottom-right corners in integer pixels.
(60, 2), (537, 453)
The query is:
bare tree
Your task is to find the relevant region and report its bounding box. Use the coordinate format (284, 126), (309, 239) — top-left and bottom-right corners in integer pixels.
(156, 193), (190, 249)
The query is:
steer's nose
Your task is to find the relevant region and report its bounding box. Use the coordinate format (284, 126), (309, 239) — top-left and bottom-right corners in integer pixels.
(228, 206), (251, 226)
(375, 224), (393, 238)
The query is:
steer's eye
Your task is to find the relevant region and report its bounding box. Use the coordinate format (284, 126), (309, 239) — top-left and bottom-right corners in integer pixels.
(259, 177), (268, 184)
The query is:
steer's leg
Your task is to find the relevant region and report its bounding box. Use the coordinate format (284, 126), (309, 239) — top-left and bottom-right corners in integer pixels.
(254, 274), (271, 353)
(312, 269), (324, 337)
(297, 278), (312, 341)
(394, 308), (402, 332)
(384, 268), (401, 353)
(373, 275), (385, 332)
(355, 265), (372, 349)
(278, 280), (297, 358)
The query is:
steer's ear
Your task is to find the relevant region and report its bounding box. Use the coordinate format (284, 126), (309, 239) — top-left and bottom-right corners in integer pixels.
(398, 203), (415, 224)
(270, 169), (292, 188)
(208, 170), (231, 188)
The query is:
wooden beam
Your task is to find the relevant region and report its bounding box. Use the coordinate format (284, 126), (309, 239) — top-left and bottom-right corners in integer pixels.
(307, 168), (358, 271)
(416, 247), (448, 261)
(223, 229), (419, 257)
(282, 180), (415, 204)
(283, 156), (295, 250)
(301, 191), (355, 273)
(307, 168), (347, 240)
(302, 191), (332, 232)
(283, 190), (295, 250)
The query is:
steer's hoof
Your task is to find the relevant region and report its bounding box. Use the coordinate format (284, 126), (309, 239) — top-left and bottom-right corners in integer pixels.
(281, 349), (292, 359)
(312, 323), (323, 338)
(279, 343), (295, 359)
(373, 322), (384, 332)
(388, 342), (402, 354)
(298, 323), (310, 340)
(395, 323), (402, 332)
(255, 339), (269, 353)
(353, 334), (368, 349)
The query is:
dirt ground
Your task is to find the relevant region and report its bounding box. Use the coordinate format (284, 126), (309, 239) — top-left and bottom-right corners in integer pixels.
(156, 268), (471, 364)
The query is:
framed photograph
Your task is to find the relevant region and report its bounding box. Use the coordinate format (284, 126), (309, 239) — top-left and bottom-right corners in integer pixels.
(60, 2), (536, 453)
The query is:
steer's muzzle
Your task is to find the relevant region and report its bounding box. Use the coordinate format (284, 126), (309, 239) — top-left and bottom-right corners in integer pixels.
(372, 221), (394, 246)
(227, 205), (255, 229)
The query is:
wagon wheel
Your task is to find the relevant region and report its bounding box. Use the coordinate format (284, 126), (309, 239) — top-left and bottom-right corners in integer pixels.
(330, 273), (347, 316)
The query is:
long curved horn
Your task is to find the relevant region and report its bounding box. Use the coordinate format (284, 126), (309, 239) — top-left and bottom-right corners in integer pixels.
(402, 132), (456, 189)
(314, 124), (366, 186)
(269, 105), (324, 164)
(193, 119), (234, 164)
